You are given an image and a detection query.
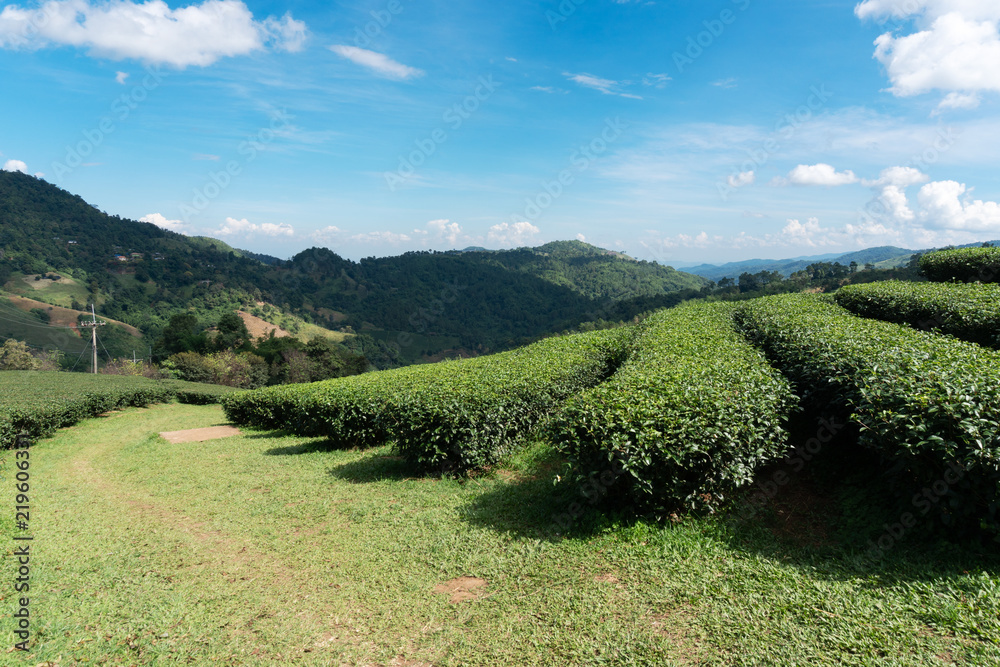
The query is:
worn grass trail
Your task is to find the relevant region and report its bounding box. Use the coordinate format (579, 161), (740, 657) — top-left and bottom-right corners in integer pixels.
(3, 402), (998, 665)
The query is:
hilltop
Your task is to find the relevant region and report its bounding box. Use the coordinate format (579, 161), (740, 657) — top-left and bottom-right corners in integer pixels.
(0, 172), (708, 361)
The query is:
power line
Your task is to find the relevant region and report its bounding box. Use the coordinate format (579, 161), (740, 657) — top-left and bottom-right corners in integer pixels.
(0, 311), (81, 330)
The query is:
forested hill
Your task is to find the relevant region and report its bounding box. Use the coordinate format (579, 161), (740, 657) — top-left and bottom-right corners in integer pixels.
(0, 171), (707, 354)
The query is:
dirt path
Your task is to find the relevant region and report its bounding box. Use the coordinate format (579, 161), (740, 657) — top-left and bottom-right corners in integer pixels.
(41, 404), (382, 664)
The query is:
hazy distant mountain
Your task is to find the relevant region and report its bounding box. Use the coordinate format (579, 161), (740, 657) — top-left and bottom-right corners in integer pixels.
(685, 246), (916, 281)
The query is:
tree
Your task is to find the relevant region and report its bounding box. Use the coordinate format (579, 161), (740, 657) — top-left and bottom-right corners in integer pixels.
(156, 313), (207, 355)
(0, 339), (37, 370)
(213, 311), (251, 352)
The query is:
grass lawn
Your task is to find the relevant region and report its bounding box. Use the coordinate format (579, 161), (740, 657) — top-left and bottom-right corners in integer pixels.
(2, 403), (997, 665)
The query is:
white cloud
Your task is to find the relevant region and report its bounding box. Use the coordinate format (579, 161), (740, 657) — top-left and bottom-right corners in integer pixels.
(0, 0), (306, 68)
(115, 71), (128, 84)
(426, 219), (463, 245)
(311, 226), (342, 244)
(856, 1), (1000, 108)
(140, 212), (188, 234)
(855, 1), (1000, 23)
(711, 78), (737, 89)
(487, 221), (540, 247)
(217, 217), (293, 237)
(780, 163), (860, 186)
(262, 12), (307, 52)
(781, 217), (838, 247)
(727, 170), (755, 188)
(2, 159), (28, 173)
(860, 166), (931, 225)
(259, 222), (294, 236)
(350, 230), (412, 243)
(917, 180), (1000, 230)
(862, 165), (930, 187)
(576, 233), (587, 242)
(936, 91), (982, 111)
(329, 45), (423, 80)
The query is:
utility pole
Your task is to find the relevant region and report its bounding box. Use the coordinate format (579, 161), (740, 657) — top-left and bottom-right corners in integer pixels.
(78, 304), (106, 374)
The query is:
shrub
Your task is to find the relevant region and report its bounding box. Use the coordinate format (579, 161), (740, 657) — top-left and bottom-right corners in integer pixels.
(835, 280), (1000, 348)
(165, 350), (268, 389)
(0, 373), (240, 449)
(0, 372), (175, 449)
(223, 327), (633, 470)
(734, 293), (1000, 538)
(919, 247), (1000, 283)
(389, 327), (632, 472)
(101, 358), (164, 379)
(0, 339), (38, 371)
(545, 302), (796, 516)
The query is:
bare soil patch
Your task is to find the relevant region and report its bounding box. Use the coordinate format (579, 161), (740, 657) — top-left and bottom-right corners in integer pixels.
(433, 576), (487, 603)
(160, 425), (242, 443)
(237, 310), (291, 341)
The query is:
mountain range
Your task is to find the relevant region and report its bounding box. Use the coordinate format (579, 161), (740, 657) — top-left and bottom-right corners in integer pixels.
(684, 243), (998, 282)
(0, 172), (708, 362)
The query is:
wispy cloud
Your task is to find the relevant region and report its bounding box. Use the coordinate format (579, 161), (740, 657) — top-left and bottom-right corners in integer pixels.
(329, 45), (423, 80)
(565, 72), (642, 99)
(642, 73), (671, 88)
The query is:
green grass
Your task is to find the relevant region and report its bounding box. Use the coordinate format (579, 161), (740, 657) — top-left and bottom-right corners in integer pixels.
(3, 272), (92, 308)
(2, 403), (997, 665)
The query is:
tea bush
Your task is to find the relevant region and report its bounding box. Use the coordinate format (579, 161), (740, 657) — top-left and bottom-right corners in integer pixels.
(735, 293), (1000, 538)
(545, 302), (796, 516)
(835, 281), (1000, 348)
(919, 247), (1000, 283)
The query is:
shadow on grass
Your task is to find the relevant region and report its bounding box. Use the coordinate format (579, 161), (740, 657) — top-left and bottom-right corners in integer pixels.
(262, 439), (354, 456)
(717, 434), (1000, 585)
(328, 449), (415, 483)
(459, 448), (633, 545)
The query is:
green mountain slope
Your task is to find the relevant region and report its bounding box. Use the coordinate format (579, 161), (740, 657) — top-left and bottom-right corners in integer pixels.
(0, 172), (709, 358)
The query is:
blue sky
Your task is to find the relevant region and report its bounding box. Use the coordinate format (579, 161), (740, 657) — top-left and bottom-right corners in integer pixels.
(2, 0), (999, 265)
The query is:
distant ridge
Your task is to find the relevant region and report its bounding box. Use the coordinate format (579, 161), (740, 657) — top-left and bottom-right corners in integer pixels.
(686, 242), (999, 282)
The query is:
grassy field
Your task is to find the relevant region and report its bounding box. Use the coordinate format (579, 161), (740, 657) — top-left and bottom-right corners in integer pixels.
(4, 272), (92, 309)
(2, 403), (997, 665)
